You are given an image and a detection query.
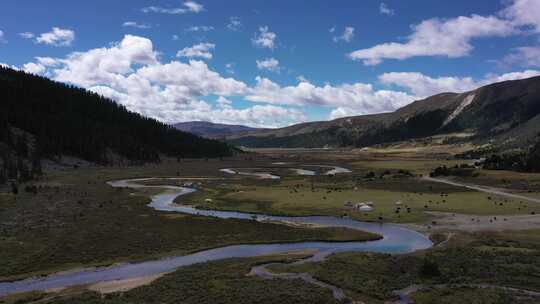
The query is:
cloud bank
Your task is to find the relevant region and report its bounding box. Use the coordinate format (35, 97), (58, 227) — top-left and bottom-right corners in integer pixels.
(16, 34), (540, 127)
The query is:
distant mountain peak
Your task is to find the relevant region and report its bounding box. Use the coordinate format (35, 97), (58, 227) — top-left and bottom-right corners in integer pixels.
(173, 121), (264, 139)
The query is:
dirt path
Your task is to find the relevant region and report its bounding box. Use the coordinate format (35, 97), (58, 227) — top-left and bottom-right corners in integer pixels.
(423, 176), (540, 204)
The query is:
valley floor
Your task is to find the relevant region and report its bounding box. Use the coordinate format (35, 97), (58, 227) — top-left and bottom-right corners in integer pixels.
(2, 147), (540, 303)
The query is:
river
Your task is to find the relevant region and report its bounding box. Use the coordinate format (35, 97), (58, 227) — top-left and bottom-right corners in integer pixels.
(0, 171), (432, 297)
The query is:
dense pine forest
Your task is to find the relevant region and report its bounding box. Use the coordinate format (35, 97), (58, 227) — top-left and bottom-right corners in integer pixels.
(0, 67), (232, 184)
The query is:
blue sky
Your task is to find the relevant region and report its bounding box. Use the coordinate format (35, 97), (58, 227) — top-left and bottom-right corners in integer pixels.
(1, 0), (540, 127)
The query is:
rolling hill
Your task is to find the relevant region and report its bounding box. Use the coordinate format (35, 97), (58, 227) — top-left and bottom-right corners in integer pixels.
(173, 121), (263, 139)
(227, 76), (540, 150)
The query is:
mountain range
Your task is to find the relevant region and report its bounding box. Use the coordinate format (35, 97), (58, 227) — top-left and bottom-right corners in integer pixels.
(226, 76), (540, 150)
(173, 121), (263, 139)
(2, 65), (540, 173)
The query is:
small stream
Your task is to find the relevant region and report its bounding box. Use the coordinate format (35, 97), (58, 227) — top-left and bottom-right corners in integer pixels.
(0, 172), (432, 297)
(220, 165), (352, 179)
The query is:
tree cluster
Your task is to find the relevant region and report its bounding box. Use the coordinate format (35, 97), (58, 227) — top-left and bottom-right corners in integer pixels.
(429, 164), (477, 177)
(482, 136), (540, 172)
(0, 120), (41, 185)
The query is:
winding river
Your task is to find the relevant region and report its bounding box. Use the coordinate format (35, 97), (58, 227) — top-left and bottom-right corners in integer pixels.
(0, 169), (432, 297)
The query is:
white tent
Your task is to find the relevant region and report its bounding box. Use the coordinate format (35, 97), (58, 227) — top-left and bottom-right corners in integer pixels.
(358, 205), (373, 212)
(354, 203), (374, 212)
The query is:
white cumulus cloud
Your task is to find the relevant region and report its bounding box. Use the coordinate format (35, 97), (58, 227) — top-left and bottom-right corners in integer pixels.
(252, 26), (276, 49)
(379, 70), (540, 97)
(23, 62), (46, 75)
(333, 27), (355, 43)
(379, 72), (477, 96)
(185, 25), (214, 32)
(349, 15), (515, 65)
(379, 3), (395, 16)
(225, 62), (235, 74)
(227, 17), (242, 31)
(19, 32), (34, 39)
(36, 56), (61, 67)
(501, 0), (540, 33)
(176, 43), (215, 60)
(247, 77), (416, 116)
(23, 34), (534, 128)
(123, 22), (151, 29)
(40, 36), (265, 125)
(216, 96), (233, 109)
(41, 35), (416, 126)
(174, 103), (307, 128)
(142, 1), (204, 14)
(19, 56), (62, 76)
(481, 70), (540, 84)
(36, 27), (75, 46)
(54, 35), (158, 87)
(256, 58), (280, 73)
(501, 46), (540, 68)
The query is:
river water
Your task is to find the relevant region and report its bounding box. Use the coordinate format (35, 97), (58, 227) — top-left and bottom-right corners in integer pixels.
(219, 165), (352, 178)
(0, 173), (432, 297)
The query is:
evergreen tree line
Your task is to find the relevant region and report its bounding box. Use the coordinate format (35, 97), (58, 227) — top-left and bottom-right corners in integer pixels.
(482, 136), (540, 172)
(0, 66), (232, 168)
(0, 124), (42, 185)
(429, 164), (477, 177)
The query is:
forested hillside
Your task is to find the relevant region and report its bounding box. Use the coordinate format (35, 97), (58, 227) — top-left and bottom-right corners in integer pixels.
(0, 66), (232, 183)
